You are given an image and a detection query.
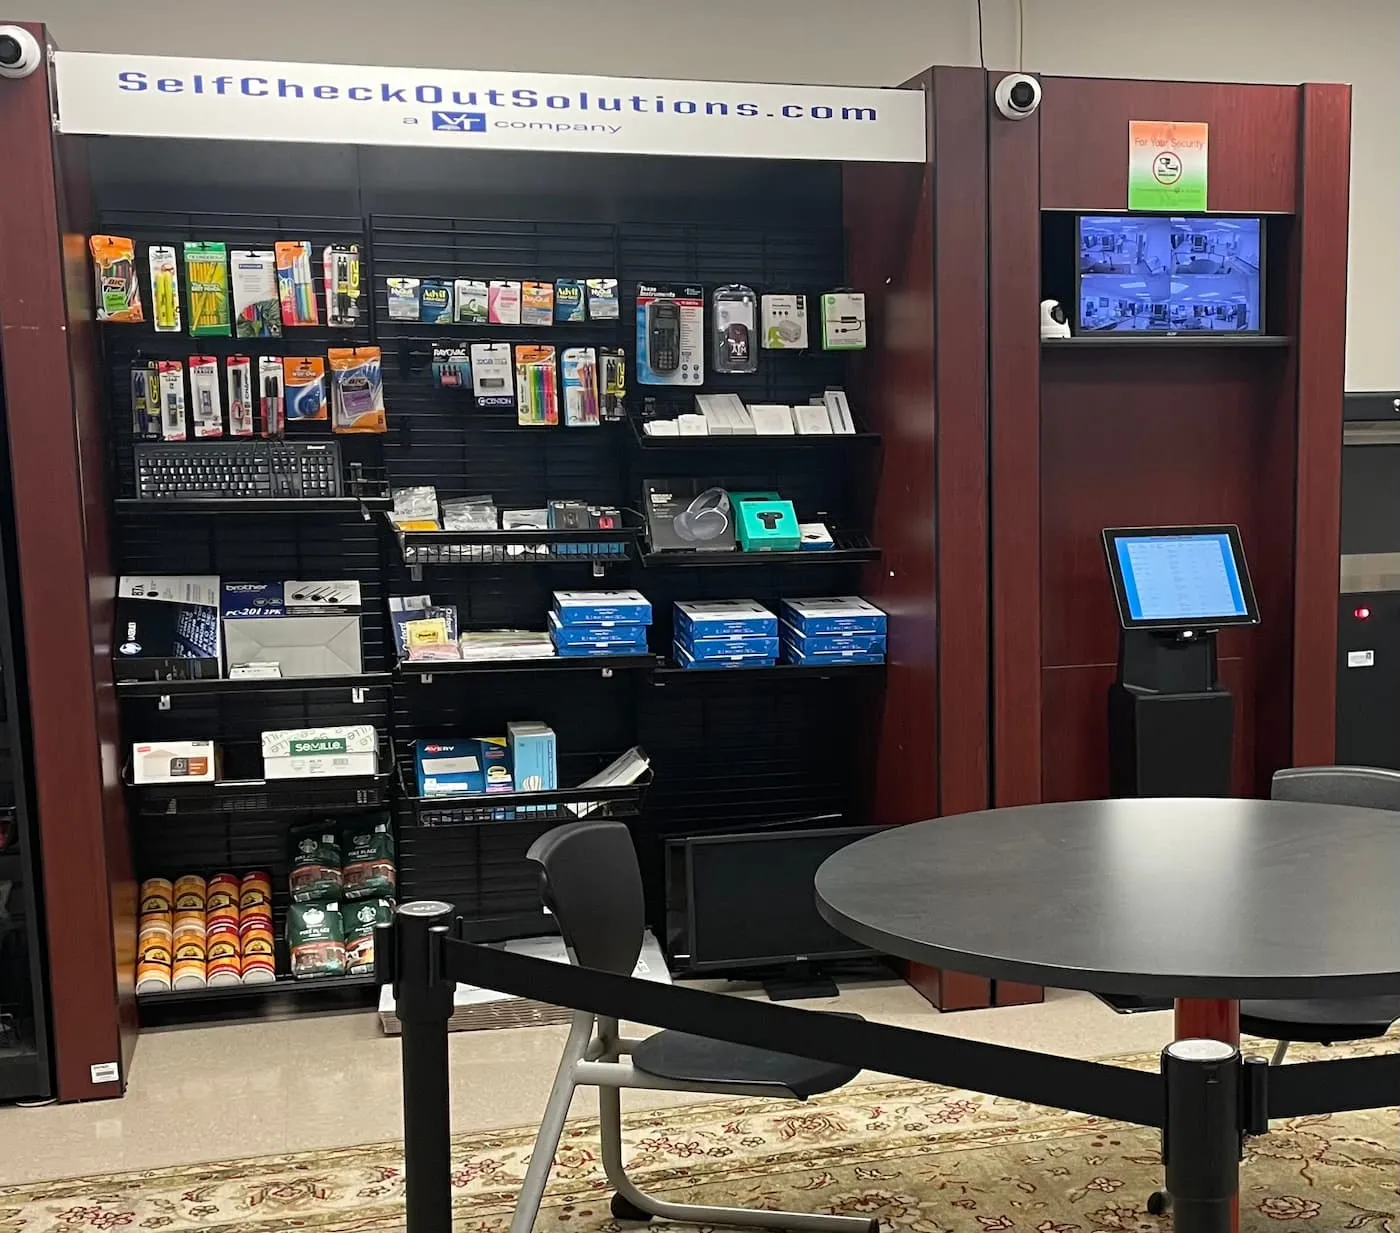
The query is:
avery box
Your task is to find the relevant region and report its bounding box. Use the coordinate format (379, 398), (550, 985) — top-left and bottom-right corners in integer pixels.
(415, 738), (512, 796)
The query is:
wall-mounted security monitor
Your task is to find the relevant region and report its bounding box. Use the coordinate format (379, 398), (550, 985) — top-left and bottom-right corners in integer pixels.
(1077, 215), (1263, 334)
(1103, 525), (1260, 630)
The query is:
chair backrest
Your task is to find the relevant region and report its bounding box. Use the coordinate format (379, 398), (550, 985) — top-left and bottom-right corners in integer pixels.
(1271, 765), (1400, 812)
(526, 820), (645, 975)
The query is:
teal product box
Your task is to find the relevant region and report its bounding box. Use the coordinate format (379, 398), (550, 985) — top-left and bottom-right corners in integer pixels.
(548, 611), (649, 650)
(674, 641), (775, 670)
(673, 599), (777, 641)
(679, 633), (780, 661)
(507, 721), (557, 792)
(781, 625), (887, 657)
(552, 589), (652, 626)
(782, 642), (885, 666)
(735, 497), (801, 552)
(415, 738), (512, 796)
(780, 597), (887, 636)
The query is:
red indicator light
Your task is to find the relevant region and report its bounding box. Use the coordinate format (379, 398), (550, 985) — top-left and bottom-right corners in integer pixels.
(1354, 607), (1372, 620)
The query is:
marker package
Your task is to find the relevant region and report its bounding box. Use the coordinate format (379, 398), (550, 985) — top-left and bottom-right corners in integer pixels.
(148, 245), (182, 333)
(227, 356), (254, 436)
(183, 242), (230, 336)
(515, 345), (559, 427)
(488, 281), (521, 326)
(283, 356), (327, 421)
(453, 279), (488, 324)
(230, 250), (282, 338)
(387, 277), (421, 321)
(131, 360), (161, 438)
(323, 244), (361, 328)
(189, 356), (223, 438)
(90, 235), (144, 323)
(470, 343), (514, 407)
(522, 280), (554, 326)
(275, 241), (318, 326)
(157, 361), (186, 441)
(258, 357), (285, 438)
(561, 347), (599, 427)
(328, 347), (387, 433)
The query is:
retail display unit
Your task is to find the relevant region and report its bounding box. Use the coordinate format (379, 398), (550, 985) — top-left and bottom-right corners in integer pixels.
(0, 27), (990, 1097)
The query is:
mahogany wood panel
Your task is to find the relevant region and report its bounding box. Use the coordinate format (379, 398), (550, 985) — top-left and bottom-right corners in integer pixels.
(987, 76), (1043, 807)
(993, 981), (1045, 1007)
(931, 67), (990, 817)
(1038, 78), (1298, 214)
(1290, 84), (1351, 766)
(0, 23), (125, 1100)
(905, 963), (991, 1013)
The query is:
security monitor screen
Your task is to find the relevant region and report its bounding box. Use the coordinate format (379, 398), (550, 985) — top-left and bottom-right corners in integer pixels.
(1078, 216), (1262, 333)
(1105, 527), (1259, 629)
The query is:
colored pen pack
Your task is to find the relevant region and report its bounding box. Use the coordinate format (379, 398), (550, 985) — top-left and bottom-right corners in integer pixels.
(561, 347), (599, 427)
(89, 235), (144, 323)
(515, 345), (558, 426)
(230, 250), (282, 338)
(283, 356), (327, 421)
(184, 242), (230, 336)
(275, 241), (319, 327)
(328, 347), (387, 433)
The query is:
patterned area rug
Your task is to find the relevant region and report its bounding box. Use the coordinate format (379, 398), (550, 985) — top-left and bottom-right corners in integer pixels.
(1, 1056), (1396, 1232)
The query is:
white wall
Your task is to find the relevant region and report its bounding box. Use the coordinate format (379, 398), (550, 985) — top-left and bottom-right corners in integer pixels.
(21, 0), (1397, 387)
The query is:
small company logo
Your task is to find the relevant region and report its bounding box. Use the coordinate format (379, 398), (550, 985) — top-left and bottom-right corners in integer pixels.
(432, 110), (486, 133)
(1152, 151), (1183, 185)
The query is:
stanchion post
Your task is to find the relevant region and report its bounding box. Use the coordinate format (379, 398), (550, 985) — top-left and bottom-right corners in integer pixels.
(1161, 1039), (1242, 1233)
(393, 901), (456, 1233)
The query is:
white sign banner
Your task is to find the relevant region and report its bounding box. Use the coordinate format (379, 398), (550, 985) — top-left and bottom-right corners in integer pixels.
(53, 52), (926, 163)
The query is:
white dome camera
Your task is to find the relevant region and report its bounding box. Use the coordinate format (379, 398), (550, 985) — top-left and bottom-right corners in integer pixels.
(0, 27), (42, 80)
(994, 73), (1041, 121)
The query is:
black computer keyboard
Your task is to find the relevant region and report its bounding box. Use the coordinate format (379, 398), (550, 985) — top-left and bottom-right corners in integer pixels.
(134, 441), (343, 500)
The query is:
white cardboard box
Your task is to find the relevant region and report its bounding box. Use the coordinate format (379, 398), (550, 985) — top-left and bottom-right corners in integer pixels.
(261, 725), (378, 779)
(132, 740), (217, 784)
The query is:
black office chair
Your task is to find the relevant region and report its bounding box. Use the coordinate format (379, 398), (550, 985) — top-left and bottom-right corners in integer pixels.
(507, 819), (876, 1233)
(1241, 766), (1400, 1063)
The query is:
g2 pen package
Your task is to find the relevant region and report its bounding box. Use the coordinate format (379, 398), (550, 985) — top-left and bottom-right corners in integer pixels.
(323, 244), (361, 327)
(188, 356), (223, 438)
(636, 284), (703, 386)
(328, 347), (387, 433)
(131, 361), (162, 439)
(599, 348), (627, 422)
(283, 356), (327, 421)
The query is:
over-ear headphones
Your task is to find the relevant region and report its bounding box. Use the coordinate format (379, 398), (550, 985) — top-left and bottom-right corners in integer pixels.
(673, 487), (731, 542)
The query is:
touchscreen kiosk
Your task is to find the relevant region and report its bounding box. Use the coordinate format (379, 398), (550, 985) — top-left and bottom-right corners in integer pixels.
(1102, 525), (1258, 800)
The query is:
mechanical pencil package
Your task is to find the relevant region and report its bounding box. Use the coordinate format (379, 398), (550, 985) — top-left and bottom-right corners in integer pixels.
(328, 347), (387, 433)
(90, 235), (143, 323)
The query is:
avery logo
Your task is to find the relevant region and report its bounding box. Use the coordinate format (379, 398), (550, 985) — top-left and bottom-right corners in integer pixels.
(431, 110), (486, 133)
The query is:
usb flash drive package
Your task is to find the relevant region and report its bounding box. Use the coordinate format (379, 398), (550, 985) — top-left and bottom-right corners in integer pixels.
(148, 245), (182, 333)
(522, 280), (554, 326)
(258, 357), (285, 438)
(323, 244), (361, 328)
(470, 343), (514, 407)
(561, 347), (599, 427)
(230, 250), (281, 338)
(387, 277), (421, 321)
(157, 361), (186, 441)
(453, 279), (488, 323)
(283, 356), (327, 421)
(183, 242), (230, 336)
(488, 281), (522, 326)
(274, 241), (318, 327)
(227, 356), (254, 436)
(188, 356), (223, 438)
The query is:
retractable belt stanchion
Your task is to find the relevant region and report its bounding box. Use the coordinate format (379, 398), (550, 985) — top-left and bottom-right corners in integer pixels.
(379, 902), (456, 1233)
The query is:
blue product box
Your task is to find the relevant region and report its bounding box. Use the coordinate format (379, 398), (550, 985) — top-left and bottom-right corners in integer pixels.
(780, 596), (887, 637)
(782, 642), (886, 667)
(781, 624), (887, 656)
(507, 721), (557, 792)
(547, 611), (649, 648)
(554, 640), (651, 658)
(673, 599), (778, 641)
(679, 633), (781, 661)
(673, 641), (776, 670)
(552, 589), (652, 626)
(415, 738), (513, 796)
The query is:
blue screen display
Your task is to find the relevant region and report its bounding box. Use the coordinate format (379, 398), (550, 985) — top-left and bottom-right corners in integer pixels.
(1113, 533), (1248, 623)
(1079, 216), (1262, 333)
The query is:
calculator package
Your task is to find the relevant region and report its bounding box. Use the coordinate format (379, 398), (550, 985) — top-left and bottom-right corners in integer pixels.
(328, 347), (386, 433)
(636, 284), (703, 386)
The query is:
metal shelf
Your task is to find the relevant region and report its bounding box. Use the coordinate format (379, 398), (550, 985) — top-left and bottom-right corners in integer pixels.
(653, 660), (885, 681)
(628, 411), (879, 449)
(396, 654), (657, 681)
(116, 672), (393, 699)
(1042, 334), (1291, 349)
(640, 531), (879, 568)
(391, 514), (638, 569)
(115, 495), (392, 515)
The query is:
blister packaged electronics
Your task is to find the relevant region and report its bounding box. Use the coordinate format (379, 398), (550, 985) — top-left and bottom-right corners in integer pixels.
(441, 496), (499, 531)
(711, 284), (758, 374)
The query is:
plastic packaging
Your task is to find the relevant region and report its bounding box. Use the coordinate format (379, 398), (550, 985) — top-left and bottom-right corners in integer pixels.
(89, 235), (144, 322)
(328, 346), (387, 433)
(711, 284), (758, 374)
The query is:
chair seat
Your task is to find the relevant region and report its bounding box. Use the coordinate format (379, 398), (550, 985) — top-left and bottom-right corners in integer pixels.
(1240, 996), (1400, 1044)
(632, 1019), (863, 1100)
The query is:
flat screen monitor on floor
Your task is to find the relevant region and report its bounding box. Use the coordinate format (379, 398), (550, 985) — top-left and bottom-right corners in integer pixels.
(1103, 525), (1260, 630)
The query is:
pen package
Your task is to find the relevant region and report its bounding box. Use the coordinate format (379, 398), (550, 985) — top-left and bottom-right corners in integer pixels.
(148, 245), (181, 332)
(561, 347), (599, 427)
(328, 347), (386, 433)
(131, 360), (161, 438)
(157, 361), (186, 441)
(514, 345), (558, 427)
(184, 242), (230, 336)
(283, 356), (327, 421)
(432, 343), (471, 389)
(227, 356), (254, 437)
(275, 241), (318, 327)
(323, 244), (361, 328)
(522, 280), (554, 326)
(488, 280), (521, 325)
(470, 343), (514, 407)
(230, 250), (282, 338)
(259, 357), (285, 438)
(599, 348), (627, 422)
(189, 356), (223, 438)
(90, 235), (143, 323)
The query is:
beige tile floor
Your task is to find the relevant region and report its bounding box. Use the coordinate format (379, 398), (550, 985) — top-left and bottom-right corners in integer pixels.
(0, 979), (1176, 1186)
